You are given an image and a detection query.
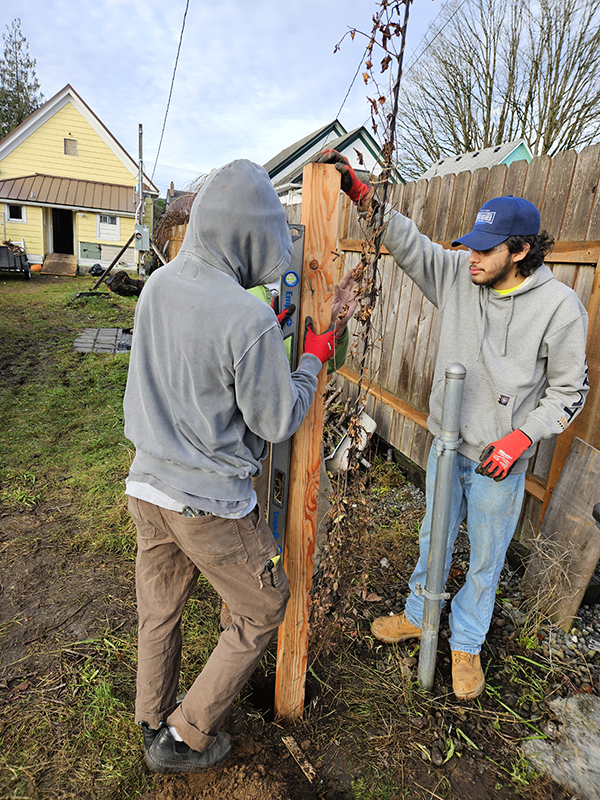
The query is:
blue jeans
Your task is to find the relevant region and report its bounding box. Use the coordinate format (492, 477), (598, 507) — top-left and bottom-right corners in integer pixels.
(404, 442), (525, 655)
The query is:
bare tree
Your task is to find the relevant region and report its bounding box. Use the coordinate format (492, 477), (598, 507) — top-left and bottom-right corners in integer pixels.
(396, 0), (600, 178)
(0, 19), (43, 141)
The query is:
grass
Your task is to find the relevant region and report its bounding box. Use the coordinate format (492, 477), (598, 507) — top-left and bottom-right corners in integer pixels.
(0, 274), (588, 800)
(0, 277), (137, 555)
(0, 276), (152, 798)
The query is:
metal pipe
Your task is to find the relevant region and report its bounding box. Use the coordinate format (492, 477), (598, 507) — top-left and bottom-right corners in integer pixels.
(417, 363), (466, 691)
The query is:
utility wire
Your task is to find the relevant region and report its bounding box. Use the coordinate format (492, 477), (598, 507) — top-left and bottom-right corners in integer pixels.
(403, 0), (470, 75)
(335, 42), (370, 120)
(151, 0), (190, 181)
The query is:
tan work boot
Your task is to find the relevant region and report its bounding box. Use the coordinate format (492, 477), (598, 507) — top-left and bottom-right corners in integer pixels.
(371, 612), (422, 643)
(451, 651), (485, 700)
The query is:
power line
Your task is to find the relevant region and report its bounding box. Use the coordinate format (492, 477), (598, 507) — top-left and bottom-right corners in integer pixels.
(404, 0), (470, 76)
(151, 0), (190, 181)
(336, 42), (370, 120)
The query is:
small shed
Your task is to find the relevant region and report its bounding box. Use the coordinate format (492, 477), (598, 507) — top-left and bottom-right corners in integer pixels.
(420, 139), (533, 181)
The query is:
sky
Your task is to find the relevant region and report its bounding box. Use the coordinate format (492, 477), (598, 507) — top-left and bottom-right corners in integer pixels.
(5, 0), (444, 196)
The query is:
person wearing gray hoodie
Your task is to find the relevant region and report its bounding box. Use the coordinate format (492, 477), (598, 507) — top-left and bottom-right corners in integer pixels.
(311, 150), (589, 701)
(123, 160), (337, 773)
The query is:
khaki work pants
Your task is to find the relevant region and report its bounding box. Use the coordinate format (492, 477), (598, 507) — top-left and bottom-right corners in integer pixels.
(129, 496), (289, 752)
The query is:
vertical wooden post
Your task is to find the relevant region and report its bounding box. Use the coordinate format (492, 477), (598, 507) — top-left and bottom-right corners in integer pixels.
(274, 163), (341, 722)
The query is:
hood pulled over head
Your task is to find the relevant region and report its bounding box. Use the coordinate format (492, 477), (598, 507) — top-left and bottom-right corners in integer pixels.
(179, 159), (293, 289)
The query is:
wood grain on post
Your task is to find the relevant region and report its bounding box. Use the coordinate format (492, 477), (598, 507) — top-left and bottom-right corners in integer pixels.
(274, 163), (341, 722)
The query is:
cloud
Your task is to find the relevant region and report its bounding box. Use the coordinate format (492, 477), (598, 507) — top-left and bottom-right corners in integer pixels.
(12, 0), (441, 194)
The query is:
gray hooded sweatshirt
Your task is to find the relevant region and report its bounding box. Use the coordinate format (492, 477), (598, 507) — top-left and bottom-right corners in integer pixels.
(123, 159), (322, 506)
(383, 211), (589, 472)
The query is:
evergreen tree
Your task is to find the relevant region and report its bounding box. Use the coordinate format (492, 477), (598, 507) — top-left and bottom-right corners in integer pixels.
(0, 18), (43, 140)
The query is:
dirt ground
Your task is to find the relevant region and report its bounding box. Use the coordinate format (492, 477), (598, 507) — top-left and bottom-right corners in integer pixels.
(2, 475), (588, 799)
(0, 274), (594, 799)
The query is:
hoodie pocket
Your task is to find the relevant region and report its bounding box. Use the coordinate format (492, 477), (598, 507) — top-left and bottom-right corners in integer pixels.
(454, 371), (516, 449)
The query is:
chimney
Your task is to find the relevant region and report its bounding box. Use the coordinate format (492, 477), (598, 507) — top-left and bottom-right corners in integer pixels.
(169, 181), (175, 197)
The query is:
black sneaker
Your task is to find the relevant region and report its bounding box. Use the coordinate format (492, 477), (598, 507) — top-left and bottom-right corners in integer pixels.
(139, 696), (186, 751)
(144, 727), (233, 774)
(139, 721), (163, 751)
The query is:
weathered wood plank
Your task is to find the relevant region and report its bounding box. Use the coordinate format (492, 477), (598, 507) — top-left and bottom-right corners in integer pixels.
(399, 180), (415, 218)
(483, 163), (507, 202)
(420, 177), (442, 239)
(432, 173), (456, 243)
(522, 153), (551, 213)
(375, 254), (404, 388)
(551, 263), (576, 290)
(410, 179), (429, 229)
(446, 170), (472, 241)
(503, 158), (528, 198)
(559, 144), (600, 241)
(461, 167), (489, 238)
(337, 366), (429, 428)
(541, 150), (577, 238)
(274, 163), (340, 722)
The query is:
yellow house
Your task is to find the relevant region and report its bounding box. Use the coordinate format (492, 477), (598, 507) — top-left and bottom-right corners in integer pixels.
(0, 84), (158, 273)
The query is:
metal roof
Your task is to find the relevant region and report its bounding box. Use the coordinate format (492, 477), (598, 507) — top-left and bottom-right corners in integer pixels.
(420, 140), (531, 180)
(0, 174), (137, 214)
(0, 84), (159, 196)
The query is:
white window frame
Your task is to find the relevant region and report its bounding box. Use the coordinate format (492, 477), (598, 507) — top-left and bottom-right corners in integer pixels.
(6, 204), (26, 223)
(96, 213), (120, 242)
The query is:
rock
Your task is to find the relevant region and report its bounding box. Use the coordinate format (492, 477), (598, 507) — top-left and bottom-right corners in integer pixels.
(523, 695), (600, 799)
(431, 748), (444, 766)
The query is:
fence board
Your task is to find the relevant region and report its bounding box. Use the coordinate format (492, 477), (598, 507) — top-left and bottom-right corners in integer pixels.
(522, 153), (550, 210)
(432, 173), (456, 242)
(541, 150), (577, 237)
(483, 163), (507, 202)
(446, 170), (472, 240)
(420, 177), (442, 239)
(376, 255), (405, 389)
(560, 144), (600, 241)
(503, 158), (528, 198)
(461, 168), (489, 239)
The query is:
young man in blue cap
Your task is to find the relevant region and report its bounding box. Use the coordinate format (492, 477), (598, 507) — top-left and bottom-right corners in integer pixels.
(311, 150), (589, 700)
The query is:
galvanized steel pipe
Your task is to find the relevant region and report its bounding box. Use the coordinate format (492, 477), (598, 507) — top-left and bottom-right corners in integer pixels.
(417, 363), (466, 691)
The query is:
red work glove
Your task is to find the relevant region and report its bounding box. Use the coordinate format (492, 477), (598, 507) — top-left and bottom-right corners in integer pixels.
(475, 429), (532, 481)
(310, 149), (371, 204)
(271, 296), (296, 328)
(303, 317), (336, 364)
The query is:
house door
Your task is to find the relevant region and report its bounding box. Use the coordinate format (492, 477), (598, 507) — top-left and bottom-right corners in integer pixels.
(52, 208), (74, 255)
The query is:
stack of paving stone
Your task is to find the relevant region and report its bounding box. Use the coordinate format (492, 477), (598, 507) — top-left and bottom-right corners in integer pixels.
(73, 328), (131, 354)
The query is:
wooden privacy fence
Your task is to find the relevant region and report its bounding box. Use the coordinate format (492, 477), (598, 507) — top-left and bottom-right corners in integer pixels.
(161, 143), (600, 543)
(328, 142), (600, 544)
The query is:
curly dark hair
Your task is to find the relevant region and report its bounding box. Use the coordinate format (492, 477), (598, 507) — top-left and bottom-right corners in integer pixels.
(505, 231), (555, 277)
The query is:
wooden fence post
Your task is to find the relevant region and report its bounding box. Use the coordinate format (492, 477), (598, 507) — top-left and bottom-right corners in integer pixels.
(274, 163), (341, 722)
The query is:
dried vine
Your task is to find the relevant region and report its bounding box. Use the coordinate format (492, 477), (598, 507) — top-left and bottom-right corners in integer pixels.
(312, 1), (413, 622)
(340, 0), (412, 469)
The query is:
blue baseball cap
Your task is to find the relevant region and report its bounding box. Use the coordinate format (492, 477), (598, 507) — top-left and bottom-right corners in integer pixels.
(452, 196), (540, 250)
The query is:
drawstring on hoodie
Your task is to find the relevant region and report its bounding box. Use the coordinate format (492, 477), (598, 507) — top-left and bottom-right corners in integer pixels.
(502, 296), (515, 356)
(477, 289), (516, 360)
(476, 289), (488, 362)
